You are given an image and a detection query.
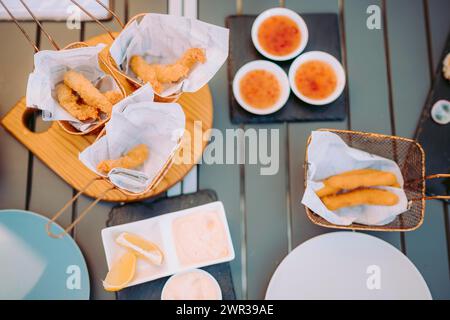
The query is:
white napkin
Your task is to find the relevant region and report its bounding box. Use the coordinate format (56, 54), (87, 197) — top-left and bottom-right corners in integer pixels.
(79, 85), (185, 193)
(109, 13), (229, 96)
(301, 131), (408, 226)
(26, 44), (121, 132)
(0, 0), (110, 21)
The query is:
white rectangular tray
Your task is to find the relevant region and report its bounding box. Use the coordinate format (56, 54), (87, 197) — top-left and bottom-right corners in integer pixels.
(101, 201), (235, 288)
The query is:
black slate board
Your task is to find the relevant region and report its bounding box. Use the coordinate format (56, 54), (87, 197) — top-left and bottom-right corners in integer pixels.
(226, 13), (347, 124)
(106, 190), (236, 300)
(414, 32), (450, 201)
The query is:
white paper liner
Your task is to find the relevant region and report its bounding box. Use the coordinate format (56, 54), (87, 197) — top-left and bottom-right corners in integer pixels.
(79, 85), (185, 193)
(109, 13), (229, 96)
(26, 44), (121, 132)
(301, 131), (408, 226)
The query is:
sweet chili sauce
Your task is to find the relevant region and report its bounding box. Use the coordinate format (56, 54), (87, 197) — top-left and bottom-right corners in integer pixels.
(239, 70), (281, 109)
(257, 15), (301, 56)
(295, 60), (337, 100)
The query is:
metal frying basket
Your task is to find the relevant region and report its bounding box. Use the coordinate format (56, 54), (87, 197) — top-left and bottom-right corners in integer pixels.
(304, 129), (450, 232)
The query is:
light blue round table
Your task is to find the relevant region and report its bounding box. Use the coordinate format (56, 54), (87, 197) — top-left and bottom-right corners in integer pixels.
(0, 210), (90, 300)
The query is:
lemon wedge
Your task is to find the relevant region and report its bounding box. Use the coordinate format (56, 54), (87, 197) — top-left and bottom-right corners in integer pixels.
(116, 232), (164, 266)
(103, 251), (136, 292)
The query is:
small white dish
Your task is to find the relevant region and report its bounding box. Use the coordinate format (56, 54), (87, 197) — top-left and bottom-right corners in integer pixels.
(161, 269), (222, 300)
(431, 99), (450, 125)
(289, 51), (346, 106)
(251, 7), (308, 61)
(233, 60), (290, 115)
(101, 201), (235, 289)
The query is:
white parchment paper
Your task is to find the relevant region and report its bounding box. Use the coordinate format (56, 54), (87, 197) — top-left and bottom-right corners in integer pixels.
(26, 44), (121, 132)
(79, 85), (185, 193)
(109, 13), (229, 96)
(301, 131), (408, 226)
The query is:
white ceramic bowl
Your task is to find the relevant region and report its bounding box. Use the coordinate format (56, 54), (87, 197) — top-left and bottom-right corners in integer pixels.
(251, 7), (308, 61)
(161, 269), (222, 300)
(288, 51), (346, 106)
(233, 60), (290, 115)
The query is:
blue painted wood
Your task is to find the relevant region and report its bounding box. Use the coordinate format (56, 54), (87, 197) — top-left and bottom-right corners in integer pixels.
(198, 0), (244, 299)
(385, 0), (450, 299)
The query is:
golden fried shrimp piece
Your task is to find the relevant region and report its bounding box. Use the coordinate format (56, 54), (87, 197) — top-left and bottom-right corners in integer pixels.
(56, 83), (99, 121)
(321, 188), (399, 211)
(103, 90), (123, 105)
(323, 169), (398, 191)
(152, 48), (206, 83)
(97, 144), (149, 174)
(129, 56), (163, 93)
(316, 169), (400, 197)
(64, 70), (113, 114)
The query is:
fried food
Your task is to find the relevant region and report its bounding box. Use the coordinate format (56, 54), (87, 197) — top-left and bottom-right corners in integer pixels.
(64, 70), (113, 114)
(322, 188), (399, 211)
(56, 83), (99, 121)
(152, 48), (206, 83)
(322, 169), (398, 191)
(103, 90), (123, 105)
(129, 55), (163, 93)
(316, 169), (400, 197)
(97, 144), (149, 174)
(129, 48), (206, 93)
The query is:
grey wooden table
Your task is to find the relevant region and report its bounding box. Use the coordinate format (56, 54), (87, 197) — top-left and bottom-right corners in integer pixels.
(0, 0), (449, 300)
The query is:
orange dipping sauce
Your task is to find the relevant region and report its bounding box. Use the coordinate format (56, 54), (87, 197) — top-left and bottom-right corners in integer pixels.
(295, 60), (337, 100)
(258, 15), (301, 56)
(239, 70), (281, 109)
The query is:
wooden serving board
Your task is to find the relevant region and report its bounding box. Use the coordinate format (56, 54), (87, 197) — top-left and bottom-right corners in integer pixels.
(0, 33), (213, 202)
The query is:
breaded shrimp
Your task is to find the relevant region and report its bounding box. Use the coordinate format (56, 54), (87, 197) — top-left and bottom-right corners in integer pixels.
(152, 48), (206, 83)
(321, 188), (399, 211)
(56, 83), (98, 121)
(129, 55), (163, 93)
(64, 70), (113, 114)
(103, 90), (123, 105)
(97, 144), (149, 174)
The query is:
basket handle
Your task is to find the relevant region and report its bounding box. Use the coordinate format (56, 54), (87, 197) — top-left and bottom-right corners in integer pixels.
(411, 174), (450, 201)
(123, 13), (147, 29)
(45, 177), (115, 238)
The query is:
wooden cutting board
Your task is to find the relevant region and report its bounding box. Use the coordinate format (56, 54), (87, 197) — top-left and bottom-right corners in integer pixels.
(0, 33), (213, 202)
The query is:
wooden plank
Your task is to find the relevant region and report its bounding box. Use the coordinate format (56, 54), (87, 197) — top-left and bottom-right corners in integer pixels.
(385, 0), (450, 299)
(343, 0), (402, 248)
(0, 22), (36, 210)
(198, 0), (244, 299)
(26, 23), (81, 228)
(240, 0), (289, 300)
(286, 1), (347, 249)
(75, 0), (168, 300)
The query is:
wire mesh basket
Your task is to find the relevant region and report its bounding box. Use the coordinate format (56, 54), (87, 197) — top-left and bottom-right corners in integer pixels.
(304, 128), (450, 232)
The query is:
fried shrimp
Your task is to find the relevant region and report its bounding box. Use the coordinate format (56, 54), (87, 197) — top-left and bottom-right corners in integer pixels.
(321, 188), (399, 211)
(129, 48), (206, 92)
(103, 90), (124, 105)
(97, 144), (149, 174)
(322, 169), (398, 191)
(315, 169), (400, 197)
(152, 48), (206, 83)
(56, 83), (99, 121)
(129, 55), (163, 93)
(64, 70), (113, 114)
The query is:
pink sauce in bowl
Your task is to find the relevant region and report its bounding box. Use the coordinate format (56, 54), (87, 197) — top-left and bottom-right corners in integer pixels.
(161, 269), (222, 300)
(172, 211), (230, 267)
